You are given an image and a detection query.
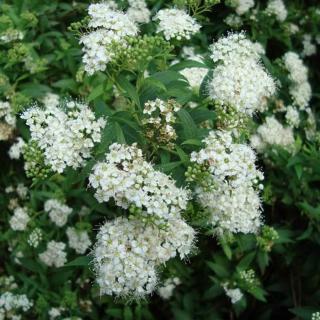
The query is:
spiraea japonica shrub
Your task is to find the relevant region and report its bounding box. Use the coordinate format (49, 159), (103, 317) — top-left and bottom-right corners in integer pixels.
(0, 0), (320, 319)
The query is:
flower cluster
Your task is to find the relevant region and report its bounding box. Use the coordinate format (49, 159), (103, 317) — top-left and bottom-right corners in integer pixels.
(0, 101), (16, 141)
(80, 3), (138, 75)
(208, 33), (276, 116)
(66, 227), (91, 254)
(142, 99), (181, 148)
(251, 116), (295, 152)
(223, 284), (243, 304)
(153, 9), (200, 41)
(285, 105), (300, 128)
(93, 216), (195, 298)
(21, 100), (106, 173)
(44, 199), (73, 227)
(179, 47), (208, 90)
(42, 92), (60, 108)
(227, 0), (255, 16)
(283, 51), (312, 109)
(0, 292), (33, 319)
(157, 277), (181, 300)
(265, 0), (287, 22)
(301, 34), (317, 57)
(190, 130), (263, 234)
(27, 228), (42, 248)
(9, 207), (30, 231)
(8, 137), (25, 160)
(89, 143), (189, 224)
(39, 241), (67, 268)
(127, 0), (151, 24)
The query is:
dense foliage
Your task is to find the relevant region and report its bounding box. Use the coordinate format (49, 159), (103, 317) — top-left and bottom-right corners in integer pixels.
(0, 0), (320, 319)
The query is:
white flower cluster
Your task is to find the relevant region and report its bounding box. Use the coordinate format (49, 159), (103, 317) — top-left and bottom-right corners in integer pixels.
(0, 276), (17, 291)
(22, 100), (106, 173)
(223, 285), (243, 304)
(8, 137), (25, 160)
(44, 199), (73, 227)
(27, 228), (42, 248)
(127, 0), (151, 24)
(42, 92), (60, 108)
(312, 312), (320, 320)
(283, 51), (311, 110)
(228, 0), (255, 15)
(191, 130), (263, 234)
(9, 207), (30, 231)
(66, 227), (91, 254)
(0, 29), (23, 43)
(251, 116), (295, 152)
(93, 216), (195, 298)
(301, 34), (317, 57)
(224, 14), (243, 28)
(157, 277), (181, 300)
(142, 98), (181, 146)
(39, 241), (67, 268)
(5, 183), (28, 200)
(305, 108), (317, 141)
(0, 101), (16, 141)
(208, 33), (276, 115)
(265, 0), (287, 22)
(0, 292), (32, 319)
(153, 8), (200, 41)
(89, 143), (189, 223)
(179, 47), (208, 90)
(285, 105), (300, 128)
(80, 2), (138, 75)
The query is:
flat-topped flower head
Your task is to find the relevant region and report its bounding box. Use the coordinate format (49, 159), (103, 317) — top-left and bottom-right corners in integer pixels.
(89, 143), (189, 223)
(21, 100), (106, 173)
(153, 8), (200, 41)
(80, 2), (138, 75)
(93, 216), (195, 298)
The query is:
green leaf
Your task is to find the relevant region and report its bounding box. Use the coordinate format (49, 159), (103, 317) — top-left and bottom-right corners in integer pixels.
(116, 74), (141, 108)
(170, 59), (209, 71)
(87, 84), (104, 102)
(177, 109), (198, 139)
(63, 256), (90, 267)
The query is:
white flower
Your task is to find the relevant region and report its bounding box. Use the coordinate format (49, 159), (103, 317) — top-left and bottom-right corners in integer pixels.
(9, 207), (30, 231)
(80, 3), (138, 75)
(228, 0), (255, 15)
(89, 143), (189, 223)
(44, 199), (72, 227)
(178, 47), (208, 89)
(285, 106), (300, 128)
(251, 116), (295, 152)
(0, 292), (32, 316)
(265, 0), (287, 22)
(157, 277), (181, 300)
(39, 241), (67, 268)
(208, 33), (276, 115)
(21, 100), (106, 173)
(66, 227), (91, 254)
(0, 29), (23, 43)
(93, 216), (195, 298)
(191, 130), (263, 234)
(223, 284), (243, 304)
(42, 93), (60, 108)
(127, 0), (151, 24)
(301, 34), (316, 57)
(224, 14), (243, 28)
(153, 8), (200, 41)
(0, 101), (16, 141)
(8, 137), (25, 160)
(283, 52), (311, 109)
